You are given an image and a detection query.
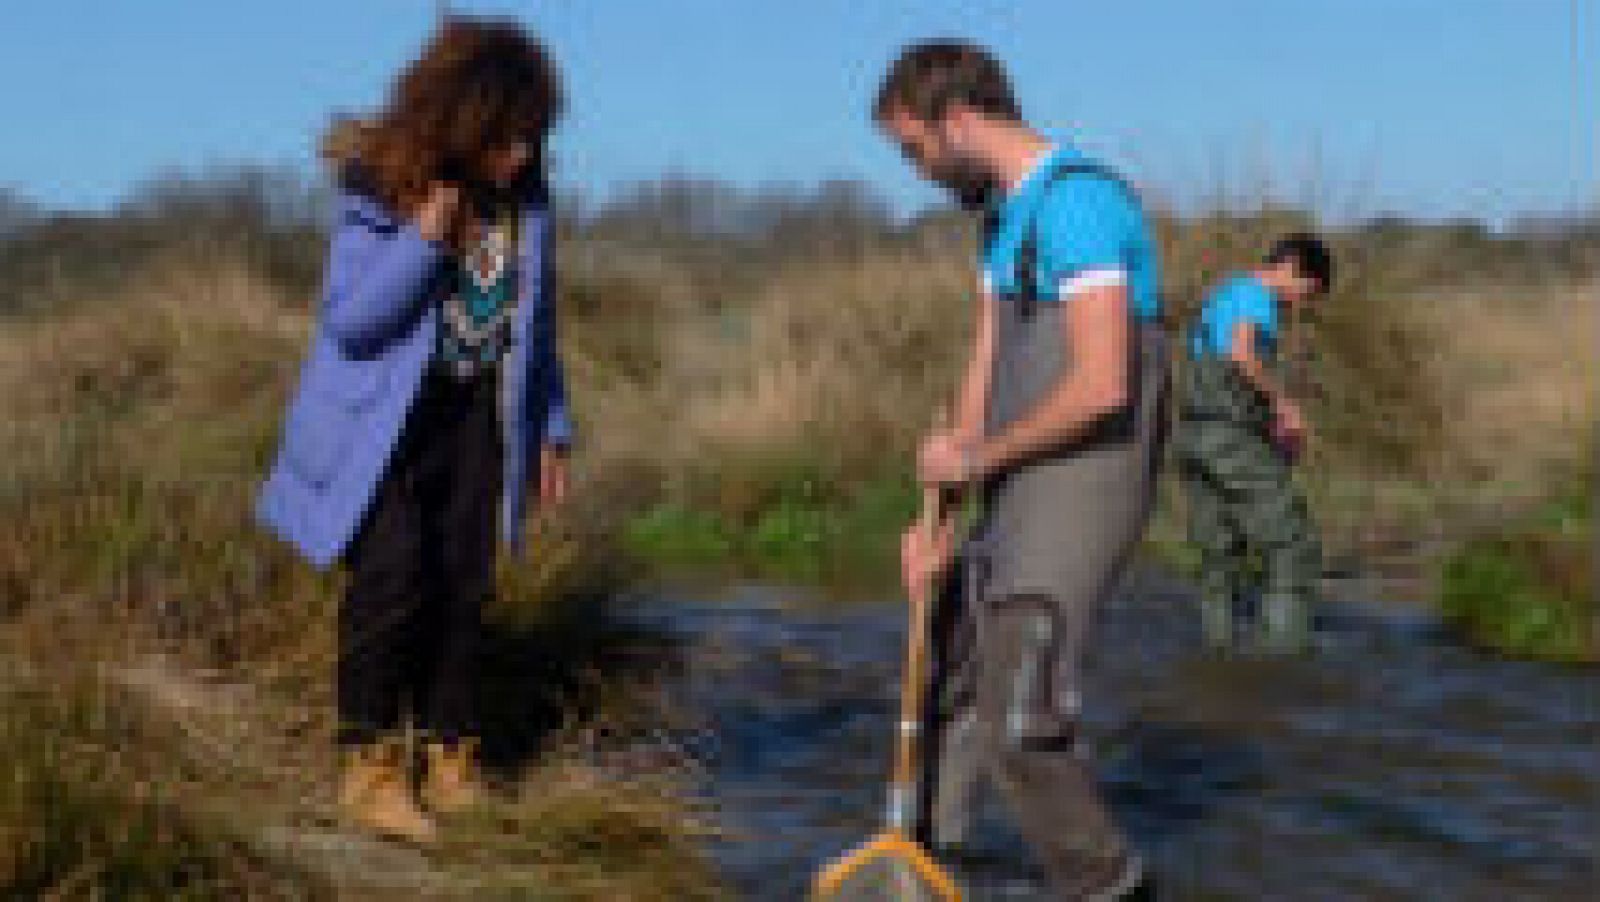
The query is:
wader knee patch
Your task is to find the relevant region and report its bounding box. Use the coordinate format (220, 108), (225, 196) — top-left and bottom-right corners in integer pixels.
(989, 595), (1073, 748)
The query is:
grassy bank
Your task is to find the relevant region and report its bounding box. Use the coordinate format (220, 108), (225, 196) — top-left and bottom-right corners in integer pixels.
(0, 247), (721, 899)
(1439, 467), (1594, 662)
(623, 467), (920, 590)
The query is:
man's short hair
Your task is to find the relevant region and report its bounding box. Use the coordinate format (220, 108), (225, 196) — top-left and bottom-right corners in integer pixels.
(873, 39), (1023, 124)
(1266, 233), (1335, 292)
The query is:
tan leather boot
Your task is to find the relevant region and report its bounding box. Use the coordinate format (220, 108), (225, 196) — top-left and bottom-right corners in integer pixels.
(422, 738), (484, 813)
(339, 740), (436, 844)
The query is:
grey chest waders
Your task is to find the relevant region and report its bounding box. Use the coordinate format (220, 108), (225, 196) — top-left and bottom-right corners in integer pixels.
(918, 162), (1172, 884)
(978, 162), (1165, 606)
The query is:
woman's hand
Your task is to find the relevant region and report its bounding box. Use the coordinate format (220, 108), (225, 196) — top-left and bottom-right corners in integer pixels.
(415, 181), (462, 243)
(539, 443), (570, 507)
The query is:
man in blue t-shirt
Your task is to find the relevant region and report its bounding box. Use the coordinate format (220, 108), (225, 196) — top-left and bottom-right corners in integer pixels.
(875, 39), (1166, 900)
(1178, 235), (1333, 655)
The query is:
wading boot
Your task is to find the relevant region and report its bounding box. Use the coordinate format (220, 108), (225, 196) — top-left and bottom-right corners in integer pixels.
(1198, 589), (1237, 655)
(1255, 590), (1312, 657)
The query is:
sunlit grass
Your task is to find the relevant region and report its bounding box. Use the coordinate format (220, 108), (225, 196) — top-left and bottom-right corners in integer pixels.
(1439, 469), (1595, 663)
(0, 249), (720, 899)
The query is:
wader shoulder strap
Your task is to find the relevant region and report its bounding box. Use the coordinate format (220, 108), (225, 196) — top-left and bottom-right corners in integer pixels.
(1013, 162), (1144, 320)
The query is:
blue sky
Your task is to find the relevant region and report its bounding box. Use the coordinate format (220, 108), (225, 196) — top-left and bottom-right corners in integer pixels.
(3, 0), (1594, 223)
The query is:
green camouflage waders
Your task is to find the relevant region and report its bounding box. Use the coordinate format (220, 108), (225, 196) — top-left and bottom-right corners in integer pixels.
(1175, 351), (1320, 654)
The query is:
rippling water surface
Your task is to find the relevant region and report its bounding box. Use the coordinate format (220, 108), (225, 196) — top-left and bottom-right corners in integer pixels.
(628, 576), (1598, 900)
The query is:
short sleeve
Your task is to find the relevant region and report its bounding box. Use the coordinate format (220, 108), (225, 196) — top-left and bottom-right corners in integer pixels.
(1034, 178), (1133, 300)
(1233, 283), (1275, 331)
(1207, 280), (1276, 357)
(1200, 289), (1237, 356)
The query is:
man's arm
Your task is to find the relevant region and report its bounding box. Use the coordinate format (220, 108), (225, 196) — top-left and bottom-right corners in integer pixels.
(1230, 319), (1307, 448)
(952, 289), (997, 442)
(1228, 321), (1287, 406)
(972, 284), (1130, 474)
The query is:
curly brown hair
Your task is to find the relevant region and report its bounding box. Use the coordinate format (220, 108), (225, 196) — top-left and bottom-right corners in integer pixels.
(323, 15), (562, 217)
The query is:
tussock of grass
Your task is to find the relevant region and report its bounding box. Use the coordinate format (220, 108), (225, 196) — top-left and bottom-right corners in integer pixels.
(1439, 470), (1595, 662)
(0, 660), (325, 900)
(435, 758), (723, 901)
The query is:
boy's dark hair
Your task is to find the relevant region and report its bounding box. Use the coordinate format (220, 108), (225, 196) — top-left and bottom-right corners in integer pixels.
(873, 40), (1023, 124)
(1266, 232), (1335, 292)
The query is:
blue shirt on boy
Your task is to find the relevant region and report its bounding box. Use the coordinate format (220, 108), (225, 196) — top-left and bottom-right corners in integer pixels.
(1190, 273), (1279, 360)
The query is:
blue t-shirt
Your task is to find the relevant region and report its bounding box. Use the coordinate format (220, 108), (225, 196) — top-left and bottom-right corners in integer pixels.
(1190, 274), (1280, 360)
(980, 140), (1161, 321)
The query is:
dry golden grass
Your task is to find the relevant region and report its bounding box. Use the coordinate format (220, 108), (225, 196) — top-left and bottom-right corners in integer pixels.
(0, 248), (723, 900)
(1412, 281), (1596, 496)
(602, 248), (968, 473)
(557, 205), (1591, 577)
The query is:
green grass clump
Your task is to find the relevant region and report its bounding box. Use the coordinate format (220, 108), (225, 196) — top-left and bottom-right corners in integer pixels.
(623, 468), (918, 590)
(1439, 476), (1594, 662)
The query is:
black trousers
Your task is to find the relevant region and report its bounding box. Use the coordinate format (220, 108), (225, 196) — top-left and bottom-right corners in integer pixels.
(338, 364), (502, 747)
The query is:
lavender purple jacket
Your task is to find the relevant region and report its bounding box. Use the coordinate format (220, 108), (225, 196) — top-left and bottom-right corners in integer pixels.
(256, 188), (572, 570)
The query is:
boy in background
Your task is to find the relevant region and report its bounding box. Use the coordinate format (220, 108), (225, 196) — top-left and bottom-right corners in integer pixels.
(1177, 234), (1332, 655)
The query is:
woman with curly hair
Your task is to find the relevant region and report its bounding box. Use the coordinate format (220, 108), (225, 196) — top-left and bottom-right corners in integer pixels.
(256, 16), (573, 842)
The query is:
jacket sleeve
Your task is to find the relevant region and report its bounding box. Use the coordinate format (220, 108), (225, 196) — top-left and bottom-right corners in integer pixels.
(321, 194), (445, 357)
(525, 207), (574, 446)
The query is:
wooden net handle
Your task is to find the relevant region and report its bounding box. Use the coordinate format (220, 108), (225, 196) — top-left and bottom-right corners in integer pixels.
(887, 480), (950, 823)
